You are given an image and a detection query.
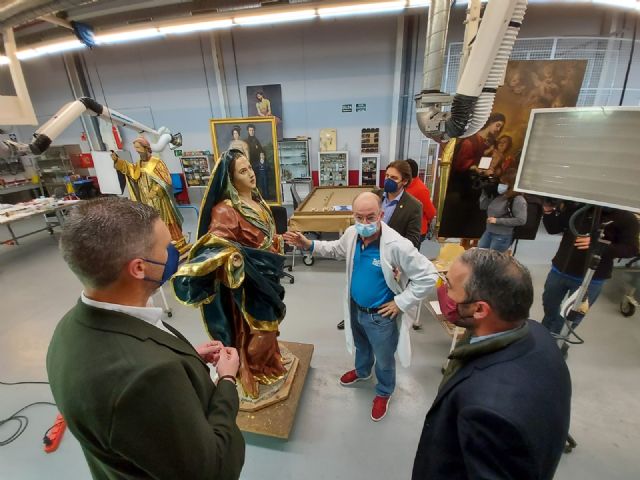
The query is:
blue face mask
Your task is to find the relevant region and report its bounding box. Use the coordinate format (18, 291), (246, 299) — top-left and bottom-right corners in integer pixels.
(355, 221), (378, 238)
(384, 178), (400, 194)
(143, 244), (180, 285)
(497, 183), (509, 195)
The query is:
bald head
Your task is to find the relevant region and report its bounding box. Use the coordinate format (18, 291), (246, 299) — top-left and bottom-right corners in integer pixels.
(352, 191), (383, 228)
(353, 191), (382, 211)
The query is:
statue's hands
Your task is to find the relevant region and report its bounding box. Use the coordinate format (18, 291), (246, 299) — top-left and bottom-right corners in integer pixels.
(216, 347), (240, 378)
(283, 231), (312, 250)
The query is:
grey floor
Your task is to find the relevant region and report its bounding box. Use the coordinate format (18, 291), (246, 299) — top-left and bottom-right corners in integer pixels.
(1, 216), (639, 479)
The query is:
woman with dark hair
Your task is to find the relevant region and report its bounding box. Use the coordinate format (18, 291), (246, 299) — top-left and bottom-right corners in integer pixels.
(478, 168), (527, 252)
(172, 149), (287, 399)
(228, 126), (249, 158)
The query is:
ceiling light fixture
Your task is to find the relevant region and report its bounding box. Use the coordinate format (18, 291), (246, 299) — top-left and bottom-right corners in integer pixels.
(95, 28), (163, 45)
(234, 9), (317, 26)
(159, 19), (233, 34)
(318, 1), (406, 18)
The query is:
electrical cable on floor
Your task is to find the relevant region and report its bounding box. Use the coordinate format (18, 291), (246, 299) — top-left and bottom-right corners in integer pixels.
(0, 381), (56, 447)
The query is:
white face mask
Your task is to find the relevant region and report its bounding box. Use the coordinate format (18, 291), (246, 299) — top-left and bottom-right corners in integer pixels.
(497, 183), (509, 195)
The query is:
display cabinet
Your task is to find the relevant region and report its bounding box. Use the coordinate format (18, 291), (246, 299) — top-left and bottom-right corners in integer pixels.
(179, 152), (213, 187)
(360, 154), (380, 186)
(279, 139), (311, 205)
(318, 151), (348, 187)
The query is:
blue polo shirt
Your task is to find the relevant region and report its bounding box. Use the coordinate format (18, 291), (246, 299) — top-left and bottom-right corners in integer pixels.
(350, 237), (395, 309)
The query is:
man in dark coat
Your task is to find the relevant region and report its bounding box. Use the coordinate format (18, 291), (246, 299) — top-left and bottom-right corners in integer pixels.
(47, 197), (245, 480)
(413, 248), (571, 480)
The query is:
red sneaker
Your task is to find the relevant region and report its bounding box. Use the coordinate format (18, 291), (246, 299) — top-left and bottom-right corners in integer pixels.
(339, 369), (372, 386)
(371, 395), (391, 422)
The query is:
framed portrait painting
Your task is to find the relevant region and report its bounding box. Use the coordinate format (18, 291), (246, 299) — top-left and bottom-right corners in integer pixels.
(246, 84), (283, 140)
(210, 116), (282, 204)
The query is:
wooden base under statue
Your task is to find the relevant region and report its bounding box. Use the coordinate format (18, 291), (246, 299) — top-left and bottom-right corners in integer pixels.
(236, 341), (313, 440)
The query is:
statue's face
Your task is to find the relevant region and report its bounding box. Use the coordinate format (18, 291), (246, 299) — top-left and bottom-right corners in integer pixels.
(232, 156), (256, 193)
(134, 141), (150, 159)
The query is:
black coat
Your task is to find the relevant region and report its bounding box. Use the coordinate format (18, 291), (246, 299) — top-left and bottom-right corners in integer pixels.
(387, 191), (422, 248)
(412, 321), (571, 480)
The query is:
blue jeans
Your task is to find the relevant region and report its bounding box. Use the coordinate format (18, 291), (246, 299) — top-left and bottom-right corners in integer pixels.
(478, 230), (513, 252)
(541, 268), (604, 335)
(350, 300), (399, 397)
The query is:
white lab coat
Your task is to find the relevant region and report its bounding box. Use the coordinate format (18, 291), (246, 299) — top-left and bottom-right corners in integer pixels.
(312, 223), (438, 367)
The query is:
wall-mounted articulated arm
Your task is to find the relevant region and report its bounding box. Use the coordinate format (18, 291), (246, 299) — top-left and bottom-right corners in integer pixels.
(1, 97), (182, 160)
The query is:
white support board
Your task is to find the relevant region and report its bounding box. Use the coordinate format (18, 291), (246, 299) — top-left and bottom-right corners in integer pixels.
(92, 150), (126, 195)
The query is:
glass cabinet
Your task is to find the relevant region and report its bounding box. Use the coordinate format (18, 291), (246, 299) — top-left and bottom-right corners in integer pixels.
(279, 138), (310, 205)
(318, 151), (348, 187)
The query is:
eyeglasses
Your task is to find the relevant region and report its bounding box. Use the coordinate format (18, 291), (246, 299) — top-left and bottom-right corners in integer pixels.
(354, 214), (379, 223)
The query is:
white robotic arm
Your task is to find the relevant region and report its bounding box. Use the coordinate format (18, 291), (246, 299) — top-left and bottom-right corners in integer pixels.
(0, 97), (182, 160)
(415, 0), (527, 142)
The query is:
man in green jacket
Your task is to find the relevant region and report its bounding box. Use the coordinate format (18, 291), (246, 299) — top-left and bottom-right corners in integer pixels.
(47, 197), (245, 480)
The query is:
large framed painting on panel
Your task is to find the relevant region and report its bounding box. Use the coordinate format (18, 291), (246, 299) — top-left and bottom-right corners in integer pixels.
(210, 117), (282, 204)
(246, 84), (283, 140)
(437, 59), (587, 239)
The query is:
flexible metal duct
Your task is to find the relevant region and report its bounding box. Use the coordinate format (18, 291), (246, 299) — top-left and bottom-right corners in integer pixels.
(421, 0), (450, 93)
(0, 1), (100, 30)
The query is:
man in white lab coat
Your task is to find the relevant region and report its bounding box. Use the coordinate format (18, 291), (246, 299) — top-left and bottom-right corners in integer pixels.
(284, 192), (438, 421)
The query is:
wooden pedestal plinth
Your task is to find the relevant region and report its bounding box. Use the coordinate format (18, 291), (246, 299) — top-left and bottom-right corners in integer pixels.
(236, 341), (313, 440)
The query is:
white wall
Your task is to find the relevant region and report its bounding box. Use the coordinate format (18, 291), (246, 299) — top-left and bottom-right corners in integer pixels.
(219, 16), (397, 173)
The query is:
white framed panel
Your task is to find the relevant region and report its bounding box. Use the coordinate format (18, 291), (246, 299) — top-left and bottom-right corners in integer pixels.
(515, 107), (640, 213)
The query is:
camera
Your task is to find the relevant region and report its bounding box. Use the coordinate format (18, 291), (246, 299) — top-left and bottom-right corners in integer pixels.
(469, 171), (498, 193)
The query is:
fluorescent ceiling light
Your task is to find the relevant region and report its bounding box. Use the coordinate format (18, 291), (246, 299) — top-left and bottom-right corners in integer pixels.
(234, 9), (316, 25)
(0, 56), (10, 65)
(592, 0), (640, 10)
(16, 49), (40, 60)
(407, 0), (430, 7)
(95, 28), (163, 45)
(159, 19), (233, 34)
(319, 1), (406, 17)
(35, 39), (84, 55)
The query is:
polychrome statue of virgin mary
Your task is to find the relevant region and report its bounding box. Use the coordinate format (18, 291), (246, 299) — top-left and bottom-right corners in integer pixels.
(172, 149), (287, 398)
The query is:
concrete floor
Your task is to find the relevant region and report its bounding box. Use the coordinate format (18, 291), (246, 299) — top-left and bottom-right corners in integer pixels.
(0, 216), (639, 479)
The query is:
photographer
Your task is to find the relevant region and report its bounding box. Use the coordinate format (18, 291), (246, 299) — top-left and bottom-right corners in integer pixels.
(541, 201), (639, 337)
(477, 168), (527, 252)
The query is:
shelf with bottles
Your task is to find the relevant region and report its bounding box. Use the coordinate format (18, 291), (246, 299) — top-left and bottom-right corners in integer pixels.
(278, 138), (310, 179)
(318, 151), (348, 187)
(179, 152), (213, 187)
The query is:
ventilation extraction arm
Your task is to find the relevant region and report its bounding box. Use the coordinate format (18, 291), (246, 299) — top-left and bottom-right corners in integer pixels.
(415, 0), (527, 143)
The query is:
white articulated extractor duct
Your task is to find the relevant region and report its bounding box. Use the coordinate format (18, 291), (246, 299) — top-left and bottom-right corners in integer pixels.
(458, 0), (527, 137)
(415, 0), (527, 142)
